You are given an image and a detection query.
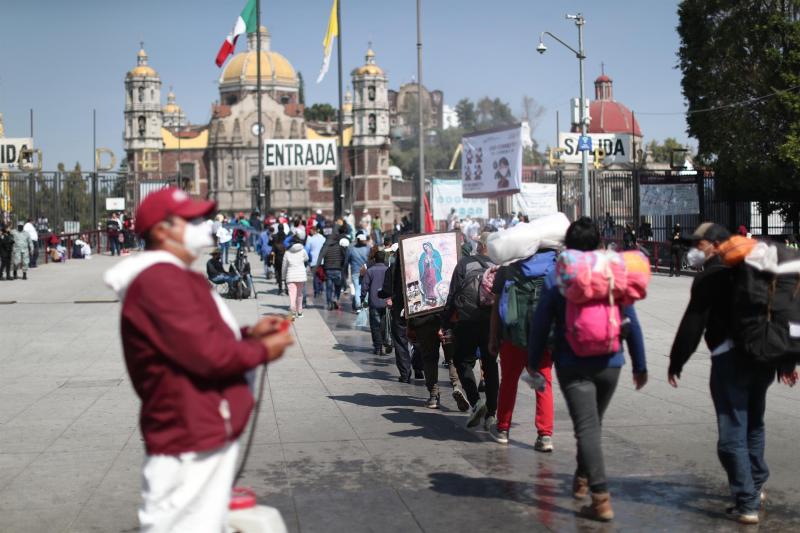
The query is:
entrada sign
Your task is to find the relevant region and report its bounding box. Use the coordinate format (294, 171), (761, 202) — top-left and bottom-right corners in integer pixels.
(0, 138), (34, 170)
(263, 139), (337, 171)
(558, 133), (632, 165)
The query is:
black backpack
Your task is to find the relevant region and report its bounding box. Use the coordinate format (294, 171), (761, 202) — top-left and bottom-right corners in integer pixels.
(731, 245), (800, 367)
(453, 256), (493, 322)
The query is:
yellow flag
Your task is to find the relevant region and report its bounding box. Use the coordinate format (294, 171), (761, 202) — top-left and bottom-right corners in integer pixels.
(316, 0), (338, 83)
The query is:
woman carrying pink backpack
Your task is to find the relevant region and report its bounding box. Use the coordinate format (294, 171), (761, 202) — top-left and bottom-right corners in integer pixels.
(527, 217), (649, 522)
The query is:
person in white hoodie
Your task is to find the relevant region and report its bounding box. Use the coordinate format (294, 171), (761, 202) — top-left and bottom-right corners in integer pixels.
(282, 235), (310, 318)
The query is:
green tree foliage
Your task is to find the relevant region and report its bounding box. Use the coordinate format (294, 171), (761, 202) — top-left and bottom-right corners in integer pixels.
(304, 103), (337, 122)
(678, 0), (800, 208)
(455, 98), (476, 130)
(646, 137), (686, 163)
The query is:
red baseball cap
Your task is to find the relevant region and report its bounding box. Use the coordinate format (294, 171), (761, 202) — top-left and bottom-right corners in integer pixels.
(134, 187), (216, 237)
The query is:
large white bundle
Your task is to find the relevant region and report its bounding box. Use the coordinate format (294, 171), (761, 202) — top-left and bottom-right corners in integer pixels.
(487, 212), (570, 264)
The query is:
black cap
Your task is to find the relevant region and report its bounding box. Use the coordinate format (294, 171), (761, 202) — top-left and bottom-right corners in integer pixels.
(690, 222), (731, 243)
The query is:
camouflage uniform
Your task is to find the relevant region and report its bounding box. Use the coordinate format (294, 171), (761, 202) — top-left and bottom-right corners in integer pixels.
(11, 229), (31, 274)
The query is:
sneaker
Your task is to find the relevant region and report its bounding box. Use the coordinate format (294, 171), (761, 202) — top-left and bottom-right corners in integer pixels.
(726, 507), (759, 525)
(489, 424), (509, 444)
(534, 435), (554, 453)
(425, 394), (440, 409)
(484, 415), (497, 431)
(297, 312), (303, 318)
(451, 388), (470, 412)
(466, 399), (486, 428)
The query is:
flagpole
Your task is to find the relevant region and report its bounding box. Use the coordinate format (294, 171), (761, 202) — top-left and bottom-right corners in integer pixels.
(335, 0), (344, 220)
(416, 0), (425, 232)
(256, 0), (265, 213)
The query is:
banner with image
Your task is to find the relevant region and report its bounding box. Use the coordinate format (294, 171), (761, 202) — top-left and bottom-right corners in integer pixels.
(431, 179), (488, 221)
(461, 124), (523, 198)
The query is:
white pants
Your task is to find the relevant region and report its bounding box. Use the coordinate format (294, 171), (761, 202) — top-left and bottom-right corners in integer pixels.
(139, 441), (239, 533)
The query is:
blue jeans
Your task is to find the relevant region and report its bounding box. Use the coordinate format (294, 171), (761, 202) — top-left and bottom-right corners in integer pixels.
(351, 272), (362, 311)
(210, 272), (240, 291)
(219, 242), (230, 264)
(313, 274), (324, 296)
(710, 351), (775, 512)
(109, 236), (120, 256)
(325, 269), (343, 305)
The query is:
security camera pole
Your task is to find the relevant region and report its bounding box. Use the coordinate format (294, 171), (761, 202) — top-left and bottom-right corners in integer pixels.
(538, 13), (590, 217)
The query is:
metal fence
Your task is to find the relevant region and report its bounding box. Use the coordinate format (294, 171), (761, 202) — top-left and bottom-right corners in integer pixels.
(0, 171), (177, 232)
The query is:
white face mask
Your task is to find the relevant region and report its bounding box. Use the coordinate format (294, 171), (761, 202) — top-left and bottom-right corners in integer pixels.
(182, 221), (214, 258)
(687, 247), (706, 268)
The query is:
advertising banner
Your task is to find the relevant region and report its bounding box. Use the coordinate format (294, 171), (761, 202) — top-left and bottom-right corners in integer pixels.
(431, 179), (488, 221)
(264, 139), (338, 171)
(461, 124), (523, 198)
(558, 133), (632, 165)
(512, 182), (558, 219)
(0, 138), (33, 170)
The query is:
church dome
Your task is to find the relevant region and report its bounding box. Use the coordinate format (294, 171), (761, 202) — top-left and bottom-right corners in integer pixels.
(163, 89), (182, 114)
(219, 26), (297, 86)
(127, 45), (158, 78)
(584, 70), (642, 136)
(352, 47), (384, 77)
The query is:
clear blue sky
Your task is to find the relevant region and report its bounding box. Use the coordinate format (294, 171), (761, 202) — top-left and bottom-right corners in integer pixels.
(0, 0), (690, 171)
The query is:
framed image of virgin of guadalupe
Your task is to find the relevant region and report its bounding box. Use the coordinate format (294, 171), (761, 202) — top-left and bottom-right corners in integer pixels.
(398, 231), (461, 319)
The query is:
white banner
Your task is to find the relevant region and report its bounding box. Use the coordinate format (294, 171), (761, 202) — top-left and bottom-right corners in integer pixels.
(0, 138), (33, 170)
(461, 125), (523, 197)
(105, 198), (125, 211)
(558, 132), (632, 165)
(264, 139), (338, 171)
(512, 183), (558, 219)
(431, 179), (488, 221)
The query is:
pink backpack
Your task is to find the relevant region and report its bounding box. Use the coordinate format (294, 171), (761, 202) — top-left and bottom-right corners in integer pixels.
(556, 250), (650, 357)
(479, 265), (500, 307)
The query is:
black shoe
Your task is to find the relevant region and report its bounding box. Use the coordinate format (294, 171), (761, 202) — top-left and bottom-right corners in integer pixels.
(373, 347), (382, 355)
(478, 379), (486, 392)
(426, 394), (440, 409)
(384, 345), (393, 355)
(22, 272), (26, 280)
(13, 271), (17, 279)
(399, 375), (411, 384)
(414, 370), (425, 380)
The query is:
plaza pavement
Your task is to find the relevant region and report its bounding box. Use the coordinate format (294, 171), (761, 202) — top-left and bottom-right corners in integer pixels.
(0, 252), (799, 532)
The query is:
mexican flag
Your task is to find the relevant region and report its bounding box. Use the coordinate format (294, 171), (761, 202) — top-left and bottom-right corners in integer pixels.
(215, 0), (258, 67)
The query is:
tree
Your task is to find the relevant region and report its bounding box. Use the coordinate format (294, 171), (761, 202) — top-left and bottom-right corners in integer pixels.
(678, 0), (800, 211)
(303, 103), (336, 122)
(455, 98), (476, 130)
(646, 137), (686, 163)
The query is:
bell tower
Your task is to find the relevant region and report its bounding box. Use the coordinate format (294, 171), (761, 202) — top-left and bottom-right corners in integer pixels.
(351, 46), (389, 147)
(124, 44), (163, 172)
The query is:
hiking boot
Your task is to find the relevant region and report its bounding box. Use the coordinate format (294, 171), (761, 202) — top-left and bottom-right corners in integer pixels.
(425, 394), (440, 409)
(466, 399), (486, 428)
(572, 475), (590, 500)
(451, 388), (470, 412)
(534, 435), (554, 453)
(488, 425), (509, 444)
(414, 370), (425, 380)
(580, 492), (614, 522)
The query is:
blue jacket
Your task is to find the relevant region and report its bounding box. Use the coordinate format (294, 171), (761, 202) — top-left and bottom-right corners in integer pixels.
(528, 270), (647, 373)
(362, 263), (389, 309)
(305, 234), (326, 265)
(259, 231), (272, 261)
(345, 244), (370, 275)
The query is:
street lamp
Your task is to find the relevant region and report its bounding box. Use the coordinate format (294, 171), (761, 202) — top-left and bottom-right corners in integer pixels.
(538, 13), (591, 217)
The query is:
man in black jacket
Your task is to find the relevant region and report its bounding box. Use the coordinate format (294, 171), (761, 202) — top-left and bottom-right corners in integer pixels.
(316, 227), (348, 310)
(668, 222), (795, 525)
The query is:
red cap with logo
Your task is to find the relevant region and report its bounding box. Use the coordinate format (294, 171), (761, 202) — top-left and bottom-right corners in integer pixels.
(134, 187), (216, 237)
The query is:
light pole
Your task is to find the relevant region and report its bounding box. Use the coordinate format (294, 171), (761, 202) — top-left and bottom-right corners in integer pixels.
(538, 13), (590, 217)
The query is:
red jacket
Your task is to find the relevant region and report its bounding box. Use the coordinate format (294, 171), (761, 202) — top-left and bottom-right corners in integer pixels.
(118, 262), (268, 455)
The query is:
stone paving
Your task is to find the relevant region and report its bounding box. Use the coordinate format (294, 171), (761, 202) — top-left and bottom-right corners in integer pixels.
(0, 253), (799, 532)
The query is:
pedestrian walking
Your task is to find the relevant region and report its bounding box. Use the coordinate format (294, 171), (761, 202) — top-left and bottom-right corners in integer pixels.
(271, 226), (287, 295)
(379, 256), (415, 383)
(282, 235), (309, 318)
(316, 227), (349, 310)
(107, 213), (122, 256)
(668, 222), (798, 525)
(103, 187), (293, 533)
(488, 239), (558, 450)
(11, 223), (32, 280)
(0, 225), (13, 280)
(670, 223), (683, 276)
(23, 218), (38, 267)
(361, 250), (393, 355)
(216, 220), (233, 264)
(528, 217), (648, 522)
(442, 232), (495, 420)
(345, 233), (370, 312)
(305, 226), (326, 297)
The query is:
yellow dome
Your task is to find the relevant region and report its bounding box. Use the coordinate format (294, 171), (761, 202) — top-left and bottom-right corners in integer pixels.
(163, 103), (181, 114)
(221, 50), (297, 84)
(128, 65), (157, 78)
(352, 47), (384, 77)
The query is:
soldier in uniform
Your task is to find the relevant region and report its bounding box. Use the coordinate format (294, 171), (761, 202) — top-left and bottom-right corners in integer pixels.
(11, 223), (32, 280)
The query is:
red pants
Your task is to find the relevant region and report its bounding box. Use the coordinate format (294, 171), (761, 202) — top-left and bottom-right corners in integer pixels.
(496, 341), (553, 435)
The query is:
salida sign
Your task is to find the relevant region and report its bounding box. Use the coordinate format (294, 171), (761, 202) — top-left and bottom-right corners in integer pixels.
(263, 139), (337, 171)
(558, 133), (632, 165)
(0, 138), (34, 170)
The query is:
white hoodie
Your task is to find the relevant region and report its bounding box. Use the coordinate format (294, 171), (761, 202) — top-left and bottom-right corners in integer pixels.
(282, 243), (309, 283)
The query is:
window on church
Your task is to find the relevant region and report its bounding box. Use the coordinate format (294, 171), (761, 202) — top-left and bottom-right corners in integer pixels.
(226, 95), (237, 105)
(280, 95), (289, 105)
(368, 114), (376, 134)
(179, 163), (194, 180)
(138, 116), (146, 137)
(368, 86), (376, 101)
(150, 89), (155, 101)
(137, 87), (144, 103)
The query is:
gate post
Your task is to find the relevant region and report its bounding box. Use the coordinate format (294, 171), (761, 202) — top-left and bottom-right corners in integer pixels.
(633, 168), (640, 227)
(91, 172), (98, 232)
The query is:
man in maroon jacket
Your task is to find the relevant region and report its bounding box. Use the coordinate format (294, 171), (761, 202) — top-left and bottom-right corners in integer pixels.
(105, 187), (293, 533)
